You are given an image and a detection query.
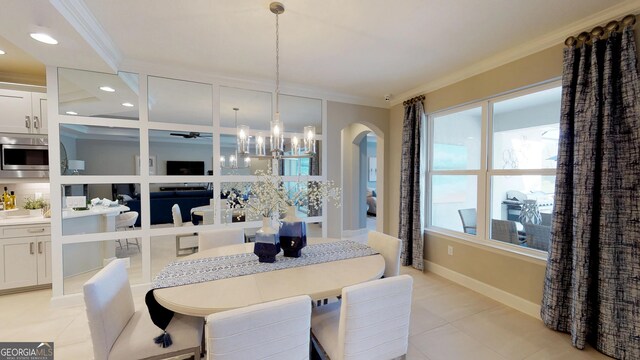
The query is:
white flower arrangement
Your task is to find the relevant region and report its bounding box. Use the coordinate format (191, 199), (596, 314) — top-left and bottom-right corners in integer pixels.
(223, 166), (341, 221)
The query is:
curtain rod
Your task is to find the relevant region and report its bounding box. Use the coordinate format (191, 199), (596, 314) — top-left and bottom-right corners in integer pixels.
(565, 14), (636, 47)
(403, 94), (425, 106)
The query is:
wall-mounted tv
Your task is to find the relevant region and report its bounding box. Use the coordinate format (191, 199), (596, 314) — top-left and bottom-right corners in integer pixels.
(166, 161), (205, 175)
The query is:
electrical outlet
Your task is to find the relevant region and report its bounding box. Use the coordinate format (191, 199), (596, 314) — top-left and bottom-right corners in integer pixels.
(447, 245), (454, 256)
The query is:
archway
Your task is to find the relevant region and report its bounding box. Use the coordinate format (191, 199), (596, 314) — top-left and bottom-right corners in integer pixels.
(340, 122), (384, 239)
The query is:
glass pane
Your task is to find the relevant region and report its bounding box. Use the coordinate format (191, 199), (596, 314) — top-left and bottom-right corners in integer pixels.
(490, 175), (555, 251)
(62, 183), (141, 236)
(148, 76), (213, 126)
(63, 239), (143, 294)
(146, 183), (214, 227)
(220, 134), (269, 175)
(281, 181), (323, 218)
(432, 107), (481, 170)
(430, 175), (477, 233)
(149, 130), (213, 176)
(220, 87), (272, 131)
(151, 234), (196, 277)
(279, 94), (323, 135)
(60, 124), (140, 176)
(220, 182), (261, 224)
(492, 87), (561, 169)
(58, 68), (139, 120)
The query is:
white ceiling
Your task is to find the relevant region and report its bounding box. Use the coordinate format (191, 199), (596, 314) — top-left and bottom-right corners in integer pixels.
(0, 0), (635, 105)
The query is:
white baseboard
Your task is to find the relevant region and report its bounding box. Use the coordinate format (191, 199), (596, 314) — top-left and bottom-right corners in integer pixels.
(425, 260), (542, 320)
(342, 228), (369, 239)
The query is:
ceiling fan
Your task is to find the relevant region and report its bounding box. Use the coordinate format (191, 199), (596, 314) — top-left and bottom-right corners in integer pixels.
(169, 132), (212, 139)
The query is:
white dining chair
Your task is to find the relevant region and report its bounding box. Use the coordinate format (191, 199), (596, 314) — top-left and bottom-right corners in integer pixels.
(367, 231), (402, 277)
(198, 228), (245, 251)
(172, 204), (198, 256)
(115, 211), (140, 251)
(206, 295), (312, 360)
(83, 259), (203, 360)
(311, 275), (413, 360)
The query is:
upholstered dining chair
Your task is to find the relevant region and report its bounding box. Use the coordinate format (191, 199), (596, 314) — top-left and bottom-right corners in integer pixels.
(172, 204), (198, 256)
(367, 230), (402, 277)
(457, 208), (477, 235)
(198, 228), (245, 251)
(524, 223), (551, 251)
(115, 211), (139, 251)
(311, 275), (413, 360)
(205, 295), (312, 360)
(83, 259), (203, 360)
(491, 219), (521, 245)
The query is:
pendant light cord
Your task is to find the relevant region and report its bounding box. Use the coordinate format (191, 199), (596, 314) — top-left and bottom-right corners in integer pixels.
(275, 11), (280, 115)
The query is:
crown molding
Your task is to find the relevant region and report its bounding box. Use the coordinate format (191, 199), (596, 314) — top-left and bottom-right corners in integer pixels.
(50, 0), (122, 72)
(120, 57), (389, 109)
(391, 0), (640, 107)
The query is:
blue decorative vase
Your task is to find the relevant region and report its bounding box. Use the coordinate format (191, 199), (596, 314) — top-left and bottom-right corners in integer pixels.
(254, 217), (280, 263)
(279, 205), (307, 258)
(518, 199), (541, 225)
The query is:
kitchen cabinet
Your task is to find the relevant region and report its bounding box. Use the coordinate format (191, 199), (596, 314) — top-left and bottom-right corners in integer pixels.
(0, 89), (47, 135)
(0, 223), (51, 290)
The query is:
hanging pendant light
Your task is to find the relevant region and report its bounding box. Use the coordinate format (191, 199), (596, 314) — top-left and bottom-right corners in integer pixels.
(222, 107), (250, 169)
(233, 2), (315, 160)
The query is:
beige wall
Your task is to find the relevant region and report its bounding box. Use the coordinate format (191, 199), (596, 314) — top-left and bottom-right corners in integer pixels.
(386, 44), (565, 304)
(327, 101), (389, 238)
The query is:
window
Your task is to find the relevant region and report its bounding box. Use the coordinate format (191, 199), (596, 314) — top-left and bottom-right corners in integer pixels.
(427, 82), (561, 254)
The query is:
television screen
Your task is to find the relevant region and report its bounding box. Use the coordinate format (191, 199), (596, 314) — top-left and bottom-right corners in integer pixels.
(166, 161), (205, 175)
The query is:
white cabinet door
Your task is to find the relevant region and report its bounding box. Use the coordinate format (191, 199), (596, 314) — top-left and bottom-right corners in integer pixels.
(37, 236), (51, 285)
(0, 237), (38, 290)
(31, 93), (47, 134)
(0, 89), (32, 134)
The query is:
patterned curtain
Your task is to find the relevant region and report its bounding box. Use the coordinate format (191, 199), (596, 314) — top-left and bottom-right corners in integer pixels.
(399, 97), (425, 270)
(541, 26), (640, 359)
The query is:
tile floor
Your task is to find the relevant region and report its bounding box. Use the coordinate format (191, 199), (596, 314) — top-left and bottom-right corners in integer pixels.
(0, 267), (612, 359)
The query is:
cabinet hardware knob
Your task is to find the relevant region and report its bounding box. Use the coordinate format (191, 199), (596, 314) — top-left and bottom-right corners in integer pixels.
(30, 242), (34, 255)
(25, 116), (31, 128)
(33, 116), (40, 129)
(38, 241), (42, 254)
(27, 228), (46, 233)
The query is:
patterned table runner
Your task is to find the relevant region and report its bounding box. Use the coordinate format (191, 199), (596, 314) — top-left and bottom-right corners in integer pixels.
(152, 240), (378, 289)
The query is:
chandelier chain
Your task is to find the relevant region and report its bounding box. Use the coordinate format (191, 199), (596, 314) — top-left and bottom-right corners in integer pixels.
(275, 12), (280, 114)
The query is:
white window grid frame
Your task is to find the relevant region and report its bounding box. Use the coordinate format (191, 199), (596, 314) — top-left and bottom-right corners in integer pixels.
(425, 79), (562, 260)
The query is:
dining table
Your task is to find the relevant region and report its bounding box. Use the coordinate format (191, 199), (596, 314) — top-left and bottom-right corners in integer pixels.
(152, 237), (385, 317)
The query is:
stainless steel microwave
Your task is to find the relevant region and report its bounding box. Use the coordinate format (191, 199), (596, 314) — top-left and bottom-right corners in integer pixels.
(0, 134), (48, 178)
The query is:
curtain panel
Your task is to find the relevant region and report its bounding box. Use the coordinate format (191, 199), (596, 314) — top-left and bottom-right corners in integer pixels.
(399, 99), (425, 270)
(541, 26), (640, 359)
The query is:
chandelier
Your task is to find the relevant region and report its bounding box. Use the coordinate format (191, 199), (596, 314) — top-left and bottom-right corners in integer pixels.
(221, 107), (250, 169)
(235, 2), (316, 161)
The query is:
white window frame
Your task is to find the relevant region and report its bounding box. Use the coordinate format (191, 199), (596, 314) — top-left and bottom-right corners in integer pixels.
(425, 79), (561, 261)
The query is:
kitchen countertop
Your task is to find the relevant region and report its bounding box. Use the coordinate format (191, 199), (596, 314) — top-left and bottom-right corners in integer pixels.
(0, 215), (50, 226)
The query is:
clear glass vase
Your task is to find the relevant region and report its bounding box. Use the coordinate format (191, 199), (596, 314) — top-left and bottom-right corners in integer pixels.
(279, 205), (307, 257)
(254, 216), (281, 263)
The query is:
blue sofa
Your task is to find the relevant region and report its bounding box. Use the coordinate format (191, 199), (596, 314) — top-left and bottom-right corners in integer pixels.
(126, 190), (213, 227)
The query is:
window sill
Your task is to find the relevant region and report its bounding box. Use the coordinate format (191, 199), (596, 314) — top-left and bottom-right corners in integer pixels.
(424, 227), (549, 265)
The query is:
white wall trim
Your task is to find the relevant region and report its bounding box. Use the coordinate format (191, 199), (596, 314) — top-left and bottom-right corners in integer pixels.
(341, 227), (369, 239)
(425, 260), (542, 320)
(391, 0), (640, 106)
(50, 0), (122, 72)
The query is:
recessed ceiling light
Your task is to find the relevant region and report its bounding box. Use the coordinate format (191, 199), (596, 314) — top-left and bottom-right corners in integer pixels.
(99, 86), (115, 92)
(65, 111), (78, 115)
(0, 50), (5, 55)
(30, 33), (58, 45)
(121, 102), (134, 107)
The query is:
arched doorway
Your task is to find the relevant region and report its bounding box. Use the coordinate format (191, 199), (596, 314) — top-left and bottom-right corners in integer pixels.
(340, 122), (384, 239)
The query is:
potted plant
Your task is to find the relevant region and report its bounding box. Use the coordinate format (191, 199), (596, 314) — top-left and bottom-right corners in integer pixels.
(23, 197), (49, 217)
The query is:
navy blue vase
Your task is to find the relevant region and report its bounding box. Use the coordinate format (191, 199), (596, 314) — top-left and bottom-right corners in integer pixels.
(254, 217), (280, 263)
(279, 206), (307, 258)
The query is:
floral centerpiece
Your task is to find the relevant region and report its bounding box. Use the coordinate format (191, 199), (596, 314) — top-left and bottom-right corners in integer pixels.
(223, 166), (341, 260)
